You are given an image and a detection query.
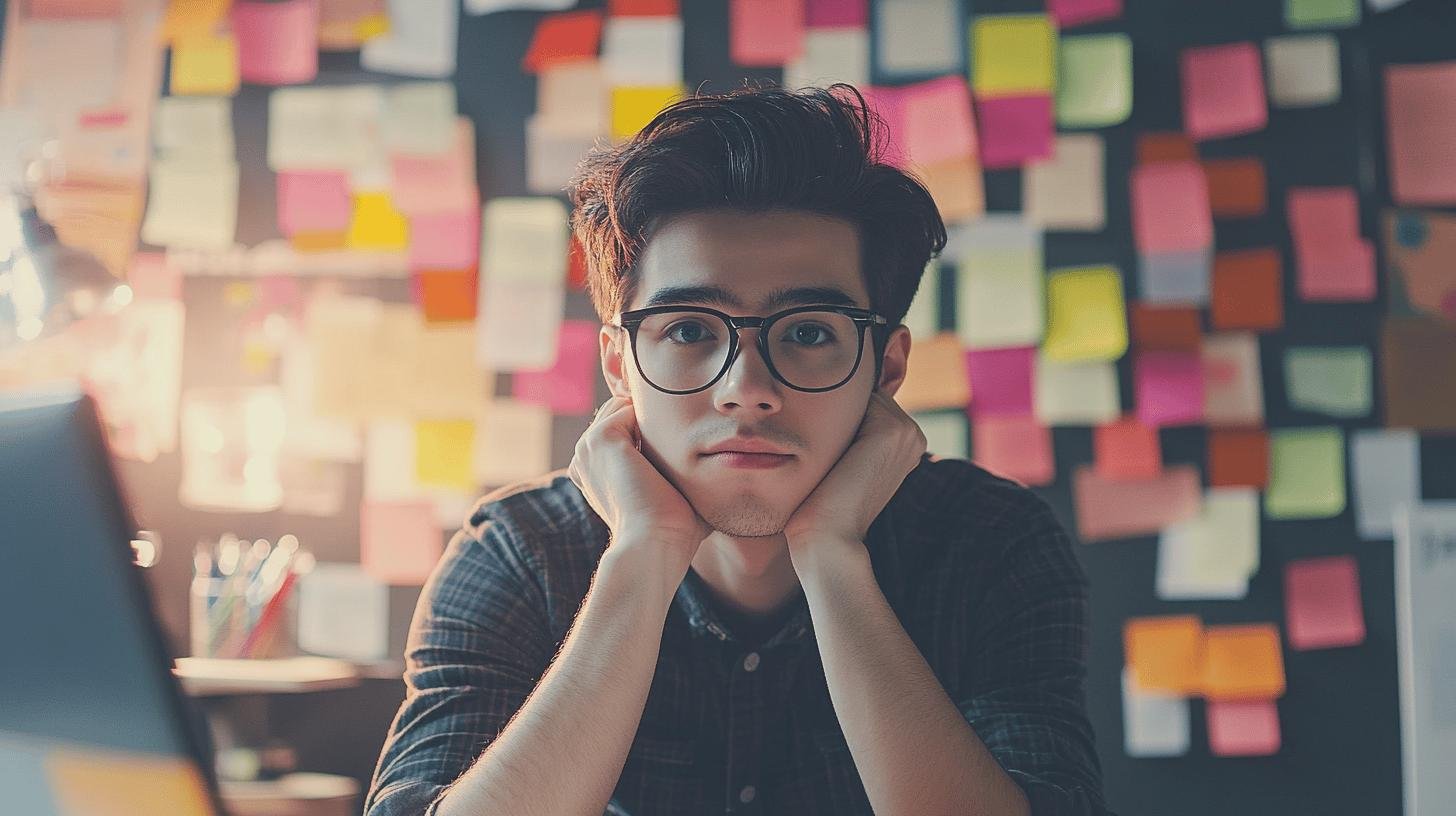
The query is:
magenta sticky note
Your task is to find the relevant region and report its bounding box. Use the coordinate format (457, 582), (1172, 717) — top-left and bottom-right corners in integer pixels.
(806, 0), (867, 27)
(731, 0), (805, 67)
(902, 75), (978, 167)
(512, 320), (600, 415)
(1048, 0), (1122, 27)
(361, 500), (443, 586)
(971, 414), (1055, 487)
(276, 170), (351, 235)
(1206, 700), (1281, 757)
(1384, 61), (1456, 206)
(862, 85), (910, 168)
(409, 209), (481, 270)
(1180, 42), (1267, 141)
(1131, 161), (1213, 255)
(965, 345), (1035, 418)
(1284, 555), (1366, 650)
(232, 0), (319, 85)
(976, 94), (1054, 169)
(1135, 350), (1204, 427)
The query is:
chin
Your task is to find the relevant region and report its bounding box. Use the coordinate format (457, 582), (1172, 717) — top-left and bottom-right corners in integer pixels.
(693, 490), (796, 539)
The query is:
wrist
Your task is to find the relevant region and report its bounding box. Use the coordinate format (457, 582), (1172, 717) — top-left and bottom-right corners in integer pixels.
(598, 536), (692, 610)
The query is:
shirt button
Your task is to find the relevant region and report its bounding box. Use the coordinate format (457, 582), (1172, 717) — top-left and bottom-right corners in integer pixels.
(741, 652), (760, 672)
(738, 784), (757, 804)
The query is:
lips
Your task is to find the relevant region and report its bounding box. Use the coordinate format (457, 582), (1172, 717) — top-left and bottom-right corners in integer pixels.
(702, 451), (794, 469)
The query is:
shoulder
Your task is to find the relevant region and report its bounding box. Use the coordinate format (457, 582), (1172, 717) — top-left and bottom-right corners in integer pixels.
(896, 453), (1069, 539)
(459, 468), (598, 548)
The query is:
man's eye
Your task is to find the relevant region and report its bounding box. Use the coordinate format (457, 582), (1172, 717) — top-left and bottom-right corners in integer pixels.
(665, 321), (714, 343)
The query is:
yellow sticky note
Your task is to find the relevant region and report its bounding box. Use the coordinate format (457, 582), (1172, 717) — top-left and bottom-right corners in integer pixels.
(611, 85), (683, 140)
(1042, 265), (1128, 363)
(161, 0), (230, 44)
(1265, 427), (1346, 519)
(170, 33), (240, 97)
(347, 192), (409, 250)
(47, 747), (213, 816)
(357, 13), (391, 40)
(415, 419), (476, 490)
(972, 14), (1057, 98)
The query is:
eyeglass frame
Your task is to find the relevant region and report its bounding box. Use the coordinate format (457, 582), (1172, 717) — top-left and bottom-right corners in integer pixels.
(609, 303), (892, 395)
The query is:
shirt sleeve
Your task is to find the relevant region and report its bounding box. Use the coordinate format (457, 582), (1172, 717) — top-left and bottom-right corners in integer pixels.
(958, 499), (1114, 816)
(363, 515), (558, 816)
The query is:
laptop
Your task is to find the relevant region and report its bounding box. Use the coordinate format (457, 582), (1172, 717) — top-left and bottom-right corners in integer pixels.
(0, 387), (226, 816)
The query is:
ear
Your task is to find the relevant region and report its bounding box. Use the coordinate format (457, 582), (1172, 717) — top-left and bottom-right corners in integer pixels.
(874, 325), (912, 399)
(600, 325), (631, 398)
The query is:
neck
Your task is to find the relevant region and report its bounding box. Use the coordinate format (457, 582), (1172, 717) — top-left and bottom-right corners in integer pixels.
(689, 530), (803, 621)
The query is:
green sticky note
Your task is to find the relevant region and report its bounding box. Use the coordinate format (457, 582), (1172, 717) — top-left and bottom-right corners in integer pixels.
(1056, 33), (1132, 128)
(1284, 346), (1372, 418)
(1284, 0), (1360, 29)
(1265, 427), (1346, 520)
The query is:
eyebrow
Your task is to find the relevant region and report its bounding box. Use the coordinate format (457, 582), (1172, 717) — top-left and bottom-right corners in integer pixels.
(642, 284), (862, 311)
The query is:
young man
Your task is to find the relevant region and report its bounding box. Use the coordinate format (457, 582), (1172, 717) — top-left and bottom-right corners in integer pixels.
(365, 85), (1110, 816)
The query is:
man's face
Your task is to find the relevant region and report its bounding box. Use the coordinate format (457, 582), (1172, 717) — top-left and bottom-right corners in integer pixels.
(600, 209), (906, 539)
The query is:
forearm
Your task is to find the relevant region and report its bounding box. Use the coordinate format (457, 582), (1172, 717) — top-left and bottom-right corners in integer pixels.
(436, 541), (680, 816)
(795, 542), (1030, 816)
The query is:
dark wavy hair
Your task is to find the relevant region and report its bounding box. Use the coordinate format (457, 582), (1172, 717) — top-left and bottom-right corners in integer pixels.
(568, 83), (947, 355)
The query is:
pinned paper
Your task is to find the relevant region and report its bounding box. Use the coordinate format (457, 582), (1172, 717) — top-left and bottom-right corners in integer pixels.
(1384, 62), (1456, 206)
(1130, 161), (1212, 255)
(512, 320), (600, 415)
(1093, 416), (1161, 481)
(1130, 304), (1201, 352)
(970, 414), (1054, 487)
(1157, 488), (1260, 601)
(1123, 615), (1204, 695)
(474, 398), (554, 485)
(1266, 427), (1346, 520)
(1284, 346), (1372, 418)
(1073, 463), (1201, 542)
(1200, 623), (1286, 701)
(965, 345), (1035, 418)
(1351, 428), (1420, 540)
(1023, 133), (1105, 231)
(1383, 210), (1456, 321)
(1211, 249), (1283, 331)
(1180, 42), (1268, 141)
(1265, 34), (1341, 108)
(1121, 666), (1190, 758)
(1285, 555), (1365, 650)
(1049, 0), (1122, 27)
(1035, 356), (1119, 426)
(1202, 332), (1265, 427)
(731, 0), (805, 67)
(895, 332), (972, 412)
(602, 16), (683, 85)
(523, 10), (604, 73)
(1206, 700), (1281, 757)
(915, 411), (969, 460)
(361, 499), (444, 584)
(872, 0), (963, 78)
(1382, 316), (1456, 432)
(1135, 350), (1203, 428)
(1056, 34), (1131, 128)
(347, 192), (409, 250)
(785, 27), (869, 89)
(1203, 157), (1267, 218)
(971, 14), (1056, 98)
(277, 171), (352, 236)
(975, 94), (1054, 169)
(233, 0), (319, 85)
(1041, 266), (1127, 363)
(170, 33), (240, 96)
(297, 562), (390, 661)
(361, 0), (458, 77)
(1285, 0), (1359, 29)
(954, 216), (1044, 349)
(1208, 428), (1269, 489)
(46, 747), (213, 816)
(141, 157), (239, 250)
(611, 85), (683, 140)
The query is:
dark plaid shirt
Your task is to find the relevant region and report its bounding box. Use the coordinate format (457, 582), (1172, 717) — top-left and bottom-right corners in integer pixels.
(364, 453), (1111, 816)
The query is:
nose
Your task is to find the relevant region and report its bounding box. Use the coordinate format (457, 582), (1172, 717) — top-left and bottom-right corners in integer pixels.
(712, 327), (783, 415)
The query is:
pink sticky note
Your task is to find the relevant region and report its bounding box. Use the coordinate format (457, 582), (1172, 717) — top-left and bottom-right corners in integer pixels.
(1284, 556), (1365, 650)
(1072, 463), (1201, 542)
(409, 209), (481, 270)
(392, 120), (479, 217)
(965, 345), (1035, 418)
(902, 75), (978, 167)
(512, 320), (601, 415)
(1180, 42), (1267, 141)
(1048, 0), (1122, 27)
(1131, 161), (1213, 254)
(1385, 62), (1456, 206)
(276, 170), (351, 235)
(1287, 186), (1361, 244)
(976, 94), (1054, 169)
(862, 85), (910, 168)
(127, 252), (181, 300)
(361, 500), (444, 585)
(1206, 700), (1281, 757)
(232, 0), (319, 85)
(1135, 350), (1204, 427)
(806, 0), (866, 27)
(731, 0), (805, 67)
(1296, 240), (1376, 302)
(971, 414), (1055, 487)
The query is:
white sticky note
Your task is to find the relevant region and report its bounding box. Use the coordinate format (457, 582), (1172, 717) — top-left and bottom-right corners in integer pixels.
(141, 157), (238, 250)
(383, 81), (457, 154)
(268, 85), (385, 171)
(480, 197), (570, 283)
(1023, 133), (1105, 231)
(1202, 332), (1265, 426)
(536, 60), (609, 135)
(1284, 345), (1372, 418)
(785, 27), (869, 90)
(953, 215), (1045, 349)
(1352, 428), (1421, 540)
(1122, 667), (1191, 758)
(365, 419), (425, 501)
(474, 398), (554, 485)
(477, 278), (566, 370)
(1265, 34), (1341, 108)
(153, 96), (233, 159)
(903, 260), (941, 339)
(914, 410), (969, 460)
(361, 0), (458, 77)
(873, 0), (962, 77)
(1156, 487), (1260, 600)
(297, 563), (390, 662)
(602, 16), (683, 86)
(527, 115), (599, 196)
(1035, 355), (1120, 426)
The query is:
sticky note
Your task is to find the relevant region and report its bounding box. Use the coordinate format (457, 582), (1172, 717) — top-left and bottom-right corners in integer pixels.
(1136, 132), (1196, 164)
(141, 157), (239, 250)
(268, 84), (385, 171)
(975, 94), (1054, 170)
(1056, 33), (1132, 128)
(1200, 623), (1286, 701)
(806, 0), (866, 27)
(1211, 249), (1283, 331)
(1265, 34), (1341, 108)
(608, 0), (680, 15)
(953, 216), (1044, 349)
(478, 279), (567, 370)
(361, 499), (444, 585)
(522, 10), (603, 73)
(1130, 304), (1201, 352)
(1384, 62), (1456, 206)
(1023, 133), (1105, 231)
(409, 209), (481, 270)
(536, 60), (609, 133)
(1049, 0), (1122, 27)
(1287, 186), (1374, 302)
(1285, 0), (1360, 29)
(900, 76), (978, 167)
(480, 197), (569, 283)
(731, 0), (805, 67)
(611, 85), (683, 140)
(1073, 463), (1201, 543)
(297, 562), (390, 661)
(1203, 157), (1267, 218)
(1094, 416), (1161, 481)
(971, 14), (1056, 98)
(1206, 700), (1281, 757)
(785, 27), (869, 89)
(1135, 350), (1203, 428)
(602, 16), (683, 85)
(1287, 184), (1359, 244)
(965, 345), (1035, 418)
(1266, 427), (1346, 520)
(232, 0), (319, 85)
(872, 0), (963, 78)
(346, 192), (409, 250)
(1124, 615), (1204, 695)
(473, 398), (553, 485)
(383, 82), (458, 155)
(277, 171), (351, 236)
(1383, 209), (1456, 321)
(169, 33), (240, 96)
(528, 114), (600, 196)
(1121, 666), (1190, 758)
(1350, 429), (1420, 540)
(1130, 161), (1212, 254)
(414, 419), (476, 490)
(512, 320), (600, 415)
(414, 268), (478, 323)
(1042, 266), (1127, 363)
(393, 117), (478, 216)
(1284, 346), (1372, 418)
(1157, 488), (1260, 601)
(46, 748), (212, 816)
(1285, 555), (1365, 650)
(970, 414), (1055, 487)
(154, 96), (234, 159)
(1381, 316), (1456, 432)
(914, 411), (969, 460)
(1137, 249), (1211, 306)
(161, 0), (228, 42)
(1180, 42), (1268, 141)
(1202, 332), (1265, 427)
(127, 252), (182, 301)
(361, 0), (458, 78)
(1035, 356), (1120, 426)
(896, 332), (972, 412)
(1208, 428), (1269, 489)
(919, 155), (985, 223)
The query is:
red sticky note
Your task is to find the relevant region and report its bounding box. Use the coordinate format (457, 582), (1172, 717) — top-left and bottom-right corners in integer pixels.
(1094, 416), (1161, 480)
(976, 94), (1054, 170)
(971, 414), (1055, 487)
(276, 170), (351, 235)
(409, 209), (481, 270)
(232, 0), (319, 85)
(512, 320), (601, 415)
(1048, 0), (1121, 27)
(1135, 350), (1204, 428)
(361, 500), (444, 585)
(1284, 556), (1365, 650)
(609, 0), (679, 14)
(1384, 62), (1456, 206)
(1131, 161), (1213, 254)
(1287, 186), (1360, 243)
(1180, 42), (1267, 141)
(965, 345), (1035, 418)
(731, 0), (805, 67)
(901, 76), (978, 167)
(806, 0), (867, 27)
(1287, 187), (1375, 301)
(1206, 700), (1281, 757)
(523, 10), (603, 74)
(1072, 463), (1201, 542)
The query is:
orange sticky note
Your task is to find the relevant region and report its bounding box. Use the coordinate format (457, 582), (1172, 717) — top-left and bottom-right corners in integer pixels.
(1206, 699), (1281, 757)
(1200, 623), (1287, 701)
(971, 414), (1055, 488)
(895, 332), (972, 412)
(731, 0), (805, 67)
(1136, 132), (1196, 164)
(170, 33), (240, 96)
(1211, 249), (1284, 331)
(1130, 304), (1202, 352)
(1093, 415), (1161, 480)
(1180, 42), (1268, 141)
(161, 0), (229, 43)
(361, 499), (444, 585)
(1384, 61), (1456, 206)
(1124, 615), (1204, 695)
(413, 267), (478, 323)
(47, 748), (213, 816)
(232, 0), (319, 85)
(1207, 428), (1269, 488)
(1072, 463), (1201, 542)
(1203, 157), (1267, 218)
(1284, 555), (1365, 650)
(523, 10), (604, 73)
